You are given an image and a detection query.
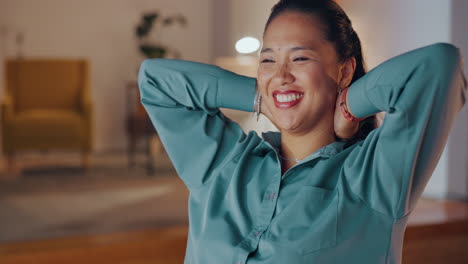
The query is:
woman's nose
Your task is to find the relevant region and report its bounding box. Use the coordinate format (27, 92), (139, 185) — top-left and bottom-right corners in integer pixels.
(274, 63), (295, 86)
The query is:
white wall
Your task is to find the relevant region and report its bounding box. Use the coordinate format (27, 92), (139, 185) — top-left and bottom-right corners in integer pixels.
(340, 0), (451, 69)
(0, 0), (213, 152)
(211, 0), (231, 61)
(447, 0), (468, 199)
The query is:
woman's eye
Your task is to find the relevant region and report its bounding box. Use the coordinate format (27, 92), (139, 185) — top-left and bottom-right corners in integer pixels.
(294, 57), (309, 61)
(261, 59), (274, 63)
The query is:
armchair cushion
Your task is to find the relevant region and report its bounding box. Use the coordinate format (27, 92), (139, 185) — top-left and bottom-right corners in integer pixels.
(11, 109), (86, 142)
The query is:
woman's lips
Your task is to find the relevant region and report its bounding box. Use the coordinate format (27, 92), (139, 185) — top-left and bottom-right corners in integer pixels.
(272, 90), (304, 109)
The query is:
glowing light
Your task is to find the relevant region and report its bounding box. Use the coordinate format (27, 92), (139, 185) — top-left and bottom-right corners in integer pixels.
(235, 37), (260, 54)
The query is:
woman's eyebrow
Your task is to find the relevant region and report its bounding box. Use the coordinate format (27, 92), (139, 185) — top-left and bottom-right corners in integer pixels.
(260, 46), (316, 53)
(290, 46), (316, 52)
(260, 48), (273, 53)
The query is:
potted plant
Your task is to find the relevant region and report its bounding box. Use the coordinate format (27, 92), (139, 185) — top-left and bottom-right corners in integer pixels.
(135, 11), (187, 59)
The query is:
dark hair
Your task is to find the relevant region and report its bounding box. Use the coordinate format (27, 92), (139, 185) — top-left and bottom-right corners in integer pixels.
(264, 0), (377, 145)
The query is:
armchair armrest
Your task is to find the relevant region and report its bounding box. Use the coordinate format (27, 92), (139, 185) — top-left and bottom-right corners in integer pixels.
(79, 60), (94, 151)
(1, 94), (14, 150)
(81, 93), (93, 116)
(79, 61), (93, 117)
(81, 91), (93, 152)
(79, 75), (93, 132)
(1, 93), (14, 122)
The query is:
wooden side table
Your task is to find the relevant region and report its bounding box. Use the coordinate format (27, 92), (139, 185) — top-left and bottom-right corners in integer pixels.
(126, 81), (155, 175)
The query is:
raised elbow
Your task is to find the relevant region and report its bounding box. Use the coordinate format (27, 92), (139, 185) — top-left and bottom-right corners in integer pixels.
(424, 43), (462, 77)
(425, 43), (467, 107)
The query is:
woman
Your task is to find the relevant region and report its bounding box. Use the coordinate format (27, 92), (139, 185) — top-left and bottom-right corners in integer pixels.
(138, 0), (467, 263)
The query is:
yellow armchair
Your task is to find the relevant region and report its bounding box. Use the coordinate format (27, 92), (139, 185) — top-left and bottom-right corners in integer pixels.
(1, 59), (93, 171)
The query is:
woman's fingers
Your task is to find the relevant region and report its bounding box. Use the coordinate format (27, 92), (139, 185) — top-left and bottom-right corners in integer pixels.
(334, 88), (359, 139)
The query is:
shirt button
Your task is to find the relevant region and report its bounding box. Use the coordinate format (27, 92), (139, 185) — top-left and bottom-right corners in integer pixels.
(269, 192), (276, 200)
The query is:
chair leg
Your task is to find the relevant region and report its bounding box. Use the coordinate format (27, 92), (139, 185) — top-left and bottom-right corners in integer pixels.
(128, 132), (136, 168)
(82, 151), (91, 169)
(146, 135), (155, 175)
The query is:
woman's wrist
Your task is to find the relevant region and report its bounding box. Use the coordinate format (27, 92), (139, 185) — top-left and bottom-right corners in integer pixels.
(339, 87), (364, 122)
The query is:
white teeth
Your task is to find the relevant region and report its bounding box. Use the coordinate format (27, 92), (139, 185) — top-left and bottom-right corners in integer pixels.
(275, 93), (303, 103)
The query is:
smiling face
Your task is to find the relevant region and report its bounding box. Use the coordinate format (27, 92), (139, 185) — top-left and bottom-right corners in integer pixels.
(258, 11), (349, 136)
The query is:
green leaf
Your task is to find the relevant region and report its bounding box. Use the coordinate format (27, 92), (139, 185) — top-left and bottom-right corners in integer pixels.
(143, 12), (158, 24)
(162, 17), (173, 26)
(139, 44), (167, 58)
(173, 15), (185, 26)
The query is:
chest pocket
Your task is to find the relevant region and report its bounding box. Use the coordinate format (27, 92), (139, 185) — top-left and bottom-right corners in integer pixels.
(265, 186), (338, 255)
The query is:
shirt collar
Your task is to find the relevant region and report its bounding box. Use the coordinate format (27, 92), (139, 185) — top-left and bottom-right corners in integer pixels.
(261, 131), (348, 161)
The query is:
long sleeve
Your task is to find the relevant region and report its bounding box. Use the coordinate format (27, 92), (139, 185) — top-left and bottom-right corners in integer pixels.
(343, 43), (467, 219)
(138, 59), (257, 188)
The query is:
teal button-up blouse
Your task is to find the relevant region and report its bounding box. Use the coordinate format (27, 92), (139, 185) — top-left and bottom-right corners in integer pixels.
(138, 43), (467, 264)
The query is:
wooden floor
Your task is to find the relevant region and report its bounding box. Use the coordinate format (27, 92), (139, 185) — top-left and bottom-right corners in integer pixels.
(0, 226), (189, 264)
(403, 220), (468, 264)
(0, 199), (467, 264)
(402, 198), (468, 263)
